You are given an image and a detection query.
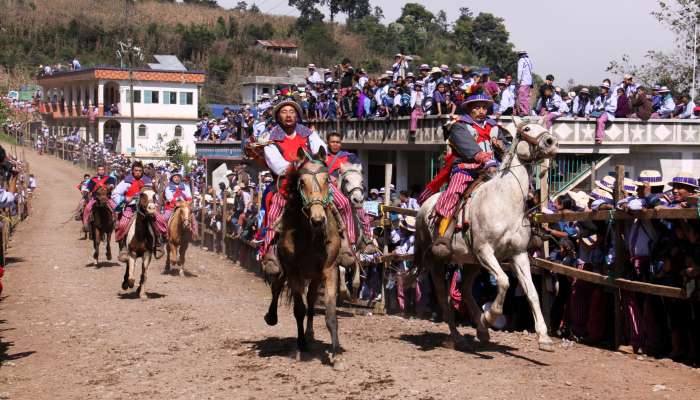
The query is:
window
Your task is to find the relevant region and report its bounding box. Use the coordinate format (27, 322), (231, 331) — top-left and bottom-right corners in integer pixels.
(126, 89), (141, 103)
(144, 90), (159, 104)
(179, 92), (193, 105)
(138, 124), (147, 137)
(174, 125), (182, 137)
(163, 91), (177, 105)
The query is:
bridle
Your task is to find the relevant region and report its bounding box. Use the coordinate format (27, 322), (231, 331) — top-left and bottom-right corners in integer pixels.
(500, 120), (551, 171)
(340, 168), (365, 201)
(297, 163), (332, 211)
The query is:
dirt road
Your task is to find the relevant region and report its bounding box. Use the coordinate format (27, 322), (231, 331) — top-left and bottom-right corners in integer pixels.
(0, 148), (698, 400)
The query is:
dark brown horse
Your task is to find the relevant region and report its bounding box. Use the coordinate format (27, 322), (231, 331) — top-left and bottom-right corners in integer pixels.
(121, 187), (158, 298)
(263, 147), (344, 368)
(90, 186), (115, 266)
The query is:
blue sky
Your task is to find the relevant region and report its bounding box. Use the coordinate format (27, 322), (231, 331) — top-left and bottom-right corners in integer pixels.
(217, 0), (676, 84)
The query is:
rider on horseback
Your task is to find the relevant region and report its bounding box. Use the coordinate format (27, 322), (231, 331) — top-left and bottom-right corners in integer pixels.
(158, 168), (198, 239)
(112, 161), (164, 262)
(429, 93), (509, 258)
(260, 99), (355, 279)
(81, 165), (116, 233)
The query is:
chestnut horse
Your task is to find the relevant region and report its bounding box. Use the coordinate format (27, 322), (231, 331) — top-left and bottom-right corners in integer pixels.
(121, 187), (158, 298)
(90, 186), (115, 266)
(165, 201), (193, 276)
(263, 147), (344, 368)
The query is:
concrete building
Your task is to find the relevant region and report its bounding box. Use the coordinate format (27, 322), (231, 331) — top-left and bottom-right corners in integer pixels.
(37, 56), (205, 158)
(254, 40), (298, 58)
(239, 68), (306, 104)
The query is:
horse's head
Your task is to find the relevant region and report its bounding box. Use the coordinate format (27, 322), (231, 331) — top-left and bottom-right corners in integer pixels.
(177, 200), (192, 229)
(138, 186), (158, 216)
(95, 186), (111, 205)
(340, 162), (365, 208)
(507, 116), (558, 162)
(295, 146), (331, 230)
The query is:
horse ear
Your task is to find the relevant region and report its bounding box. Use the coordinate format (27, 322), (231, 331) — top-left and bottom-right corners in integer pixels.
(316, 146), (327, 161)
(297, 147), (306, 162)
(512, 116), (524, 128)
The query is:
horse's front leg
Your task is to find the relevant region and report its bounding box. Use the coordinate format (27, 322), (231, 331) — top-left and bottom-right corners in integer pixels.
(322, 262), (344, 369)
(105, 231), (112, 261)
(92, 228), (100, 266)
(293, 292), (307, 356)
(264, 277), (284, 326)
(179, 241), (188, 274)
(305, 279), (321, 343)
(511, 252), (554, 351)
(137, 252), (152, 299)
(122, 253), (135, 290)
(476, 245), (510, 331)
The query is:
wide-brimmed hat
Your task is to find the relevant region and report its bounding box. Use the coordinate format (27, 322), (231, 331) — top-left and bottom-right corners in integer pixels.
(581, 234), (598, 247)
(595, 175), (616, 193)
(599, 82), (610, 89)
(589, 188), (613, 201)
(462, 94), (494, 108)
(400, 216), (416, 232)
(272, 99), (303, 123)
(419, 64), (430, 70)
(635, 170), (664, 187)
(579, 87), (590, 94)
(232, 185), (241, 194)
(657, 86), (671, 93)
(430, 67), (442, 74)
(225, 169), (234, 176)
(567, 190), (590, 209)
(668, 171), (699, 190)
(307, 63), (316, 69)
(497, 78), (507, 85)
(623, 178), (637, 195)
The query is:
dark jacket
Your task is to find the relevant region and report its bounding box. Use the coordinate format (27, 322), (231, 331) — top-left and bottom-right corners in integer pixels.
(447, 116), (506, 163)
(631, 94), (652, 121)
(615, 95), (631, 118)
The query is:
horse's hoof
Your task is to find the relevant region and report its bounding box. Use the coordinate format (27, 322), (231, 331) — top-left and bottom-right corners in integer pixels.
(331, 356), (347, 371)
(106, 253), (112, 261)
(178, 268), (184, 277)
(128, 278), (135, 289)
(539, 340), (555, 352)
(264, 313), (278, 326)
(477, 329), (491, 343)
(118, 252), (129, 263)
(121, 280), (129, 291)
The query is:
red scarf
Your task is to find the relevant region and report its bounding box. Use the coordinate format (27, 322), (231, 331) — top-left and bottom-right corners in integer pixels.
(125, 179), (145, 197)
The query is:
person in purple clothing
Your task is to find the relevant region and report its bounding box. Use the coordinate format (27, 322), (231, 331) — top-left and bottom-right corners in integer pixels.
(614, 87), (631, 118)
(432, 82), (449, 116)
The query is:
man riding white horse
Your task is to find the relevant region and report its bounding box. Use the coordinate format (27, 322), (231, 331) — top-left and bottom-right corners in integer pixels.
(113, 161), (164, 262)
(81, 165), (116, 234)
(325, 132), (376, 252)
(158, 168), (198, 239)
(427, 93), (509, 259)
(260, 99), (356, 279)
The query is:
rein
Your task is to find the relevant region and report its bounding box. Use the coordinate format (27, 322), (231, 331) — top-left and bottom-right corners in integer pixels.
(340, 168), (365, 200)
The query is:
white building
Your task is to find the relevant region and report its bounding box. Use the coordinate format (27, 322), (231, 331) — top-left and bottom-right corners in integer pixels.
(239, 67), (306, 104)
(38, 56), (206, 158)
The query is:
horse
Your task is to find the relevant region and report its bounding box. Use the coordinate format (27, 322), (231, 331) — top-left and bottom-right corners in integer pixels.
(414, 116), (559, 351)
(338, 162), (369, 298)
(121, 187), (158, 298)
(90, 186), (115, 266)
(165, 200), (193, 276)
(263, 146), (344, 368)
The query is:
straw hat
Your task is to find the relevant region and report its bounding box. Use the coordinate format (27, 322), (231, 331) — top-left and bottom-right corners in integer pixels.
(595, 175), (616, 193)
(633, 170), (664, 187)
(668, 171), (699, 190)
(599, 82), (611, 89)
(567, 190), (590, 209)
(589, 188), (613, 201)
(430, 66), (442, 74)
(462, 94), (494, 108)
(623, 178), (638, 195)
(581, 234), (598, 247)
(400, 216), (416, 232)
(657, 86), (671, 94)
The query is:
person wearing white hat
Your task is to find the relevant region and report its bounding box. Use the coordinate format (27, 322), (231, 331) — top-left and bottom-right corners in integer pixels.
(535, 84), (569, 129)
(392, 53), (409, 81)
(666, 172), (699, 208)
(592, 81), (618, 144)
(495, 77), (516, 117)
(595, 175), (616, 193)
(651, 86), (675, 119)
(306, 64), (322, 85)
(516, 48), (533, 116)
(615, 74), (638, 99)
(572, 87), (593, 118)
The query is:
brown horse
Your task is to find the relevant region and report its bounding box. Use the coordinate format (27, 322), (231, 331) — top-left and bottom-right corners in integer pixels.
(263, 147), (344, 368)
(121, 187), (158, 298)
(165, 201), (192, 276)
(90, 186), (115, 266)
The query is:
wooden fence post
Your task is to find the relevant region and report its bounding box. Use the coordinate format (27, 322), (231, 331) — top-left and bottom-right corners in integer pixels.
(539, 159), (553, 327)
(222, 192), (228, 257)
(612, 164), (626, 349)
(376, 163), (393, 314)
(200, 197), (206, 250)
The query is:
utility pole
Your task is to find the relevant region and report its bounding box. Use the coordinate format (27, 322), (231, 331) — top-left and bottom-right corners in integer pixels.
(117, 39), (142, 159)
(693, 16), (698, 100)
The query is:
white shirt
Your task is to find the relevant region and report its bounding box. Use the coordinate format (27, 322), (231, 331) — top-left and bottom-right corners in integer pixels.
(401, 197), (420, 210)
(263, 131), (327, 176)
(517, 56), (533, 86)
(0, 189), (15, 208)
(498, 85), (516, 113)
(307, 71), (322, 85)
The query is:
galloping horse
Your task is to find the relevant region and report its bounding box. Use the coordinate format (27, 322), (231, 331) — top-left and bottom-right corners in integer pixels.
(338, 162), (367, 297)
(121, 187), (158, 298)
(264, 147), (344, 368)
(165, 200), (193, 276)
(414, 117), (559, 351)
(90, 186), (115, 266)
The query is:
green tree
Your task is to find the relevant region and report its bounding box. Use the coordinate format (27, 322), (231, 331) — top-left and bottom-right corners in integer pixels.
(301, 22), (338, 64)
(208, 56), (233, 83)
(166, 139), (186, 166)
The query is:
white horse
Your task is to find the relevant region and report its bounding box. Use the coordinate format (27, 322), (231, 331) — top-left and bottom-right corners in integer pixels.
(414, 116), (558, 351)
(338, 162), (367, 297)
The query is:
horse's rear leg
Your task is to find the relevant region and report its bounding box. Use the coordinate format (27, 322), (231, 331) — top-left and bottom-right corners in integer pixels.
(430, 260), (464, 348)
(305, 279), (321, 343)
(461, 264), (490, 343)
(293, 292), (307, 356)
(511, 252), (554, 351)
(165, 242), (173, 273)
(322, 263), (343, 369)
(105, 232), (112, 261)
(179, 241), (188, 274)
(264, 278), (283, 326)
(92, 229), (100, 266)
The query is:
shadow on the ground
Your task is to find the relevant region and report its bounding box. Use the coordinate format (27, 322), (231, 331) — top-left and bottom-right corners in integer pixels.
(4, 257), (25, 264)
(242, 336), (343, 366)
(118, 291), (166, 300)
(0, 319), (35, 365)
(398, 331), (549, 366)
(85, 261), (120, 269)
(162, 268), (198, 278)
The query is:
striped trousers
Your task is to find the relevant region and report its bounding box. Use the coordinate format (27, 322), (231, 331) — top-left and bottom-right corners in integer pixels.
(114, 208), (168, 242)
(261, 188), (356, 256)
(434, 170), (473, 219)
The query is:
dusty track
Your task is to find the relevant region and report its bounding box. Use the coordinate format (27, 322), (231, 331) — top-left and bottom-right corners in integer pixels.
(0, 148), (698, 400)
